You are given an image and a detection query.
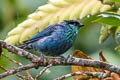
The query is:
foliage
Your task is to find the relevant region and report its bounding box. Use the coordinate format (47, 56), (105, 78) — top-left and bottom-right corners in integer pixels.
(4, 0), (112, 45)
(0, 0), (120, 80)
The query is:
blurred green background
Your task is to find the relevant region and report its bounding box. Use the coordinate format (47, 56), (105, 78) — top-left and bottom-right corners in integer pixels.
(0, 0), (120, 80)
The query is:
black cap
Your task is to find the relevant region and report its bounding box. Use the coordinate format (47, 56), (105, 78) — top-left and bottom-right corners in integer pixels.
(64, 20), (84, 28)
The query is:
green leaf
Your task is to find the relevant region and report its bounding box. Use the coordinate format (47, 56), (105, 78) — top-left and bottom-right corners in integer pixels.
(111, 0), (120, 3)
(2, 48), (8, 54)
(83, 12), (120, 26)
(94, 16), (120, 26)
(82, 15), (97, 25)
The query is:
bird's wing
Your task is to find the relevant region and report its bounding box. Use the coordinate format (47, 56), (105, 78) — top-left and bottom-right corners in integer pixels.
(22, 23), (61, 44)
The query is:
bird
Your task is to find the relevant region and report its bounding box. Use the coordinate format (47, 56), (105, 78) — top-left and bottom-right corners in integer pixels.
(19, 20), (84, 57)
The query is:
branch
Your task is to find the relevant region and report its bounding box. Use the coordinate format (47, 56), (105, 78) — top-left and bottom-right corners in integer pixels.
(0, 56), (120, 79)
(0, 65), (28, 80)
(35, 64), (52, 80)
(0, 40), (120, 79)
(54, 72), (107, 80)
(0, 63), (35, 79)
(1, 54), (34, 80)
(0, 40), (40, 62)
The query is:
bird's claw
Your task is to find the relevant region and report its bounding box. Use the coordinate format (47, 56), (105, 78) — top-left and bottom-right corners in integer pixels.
(66, 55), (73, 62)
(67, 55), (73, 59)
(59, 55), (65, 60)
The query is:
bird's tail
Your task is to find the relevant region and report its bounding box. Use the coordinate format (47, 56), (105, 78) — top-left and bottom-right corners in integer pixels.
(18, 44), (33, 50)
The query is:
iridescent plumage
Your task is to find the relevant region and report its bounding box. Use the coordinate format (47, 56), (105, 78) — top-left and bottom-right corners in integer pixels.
(19, 20), (84, 56)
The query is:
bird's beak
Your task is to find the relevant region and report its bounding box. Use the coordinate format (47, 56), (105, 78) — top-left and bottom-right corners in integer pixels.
(78, 24), (84, 28)
(79, 24), (84, 27)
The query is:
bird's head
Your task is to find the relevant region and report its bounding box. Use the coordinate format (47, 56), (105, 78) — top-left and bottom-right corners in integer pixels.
(64, 20), (84, 29)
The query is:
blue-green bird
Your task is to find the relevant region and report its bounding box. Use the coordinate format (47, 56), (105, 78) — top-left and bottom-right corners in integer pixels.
(19, 20), (84, 56)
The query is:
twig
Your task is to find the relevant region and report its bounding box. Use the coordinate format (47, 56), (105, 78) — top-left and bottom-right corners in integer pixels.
(1, 54), (34, 80)
(0, 65), (6, 71)
(25, 70), (34, 80)
(0, 40), (40, 62)
(35, 64), (52, 80)
(0, 65), (28, 80)
(0, 63), (35, 79)
(0, 40), (120, 79)
(1, 54), (23, 66)
(54, 72), (107, 80)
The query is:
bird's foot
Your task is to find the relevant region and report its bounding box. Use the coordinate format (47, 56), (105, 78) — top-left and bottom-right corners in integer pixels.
(67, 55), (73, 59)
(59, 55), (65, 60)
(66, 55), (73, 62)
(40, 53), (46, 60)
(33, 54), (45, 69)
